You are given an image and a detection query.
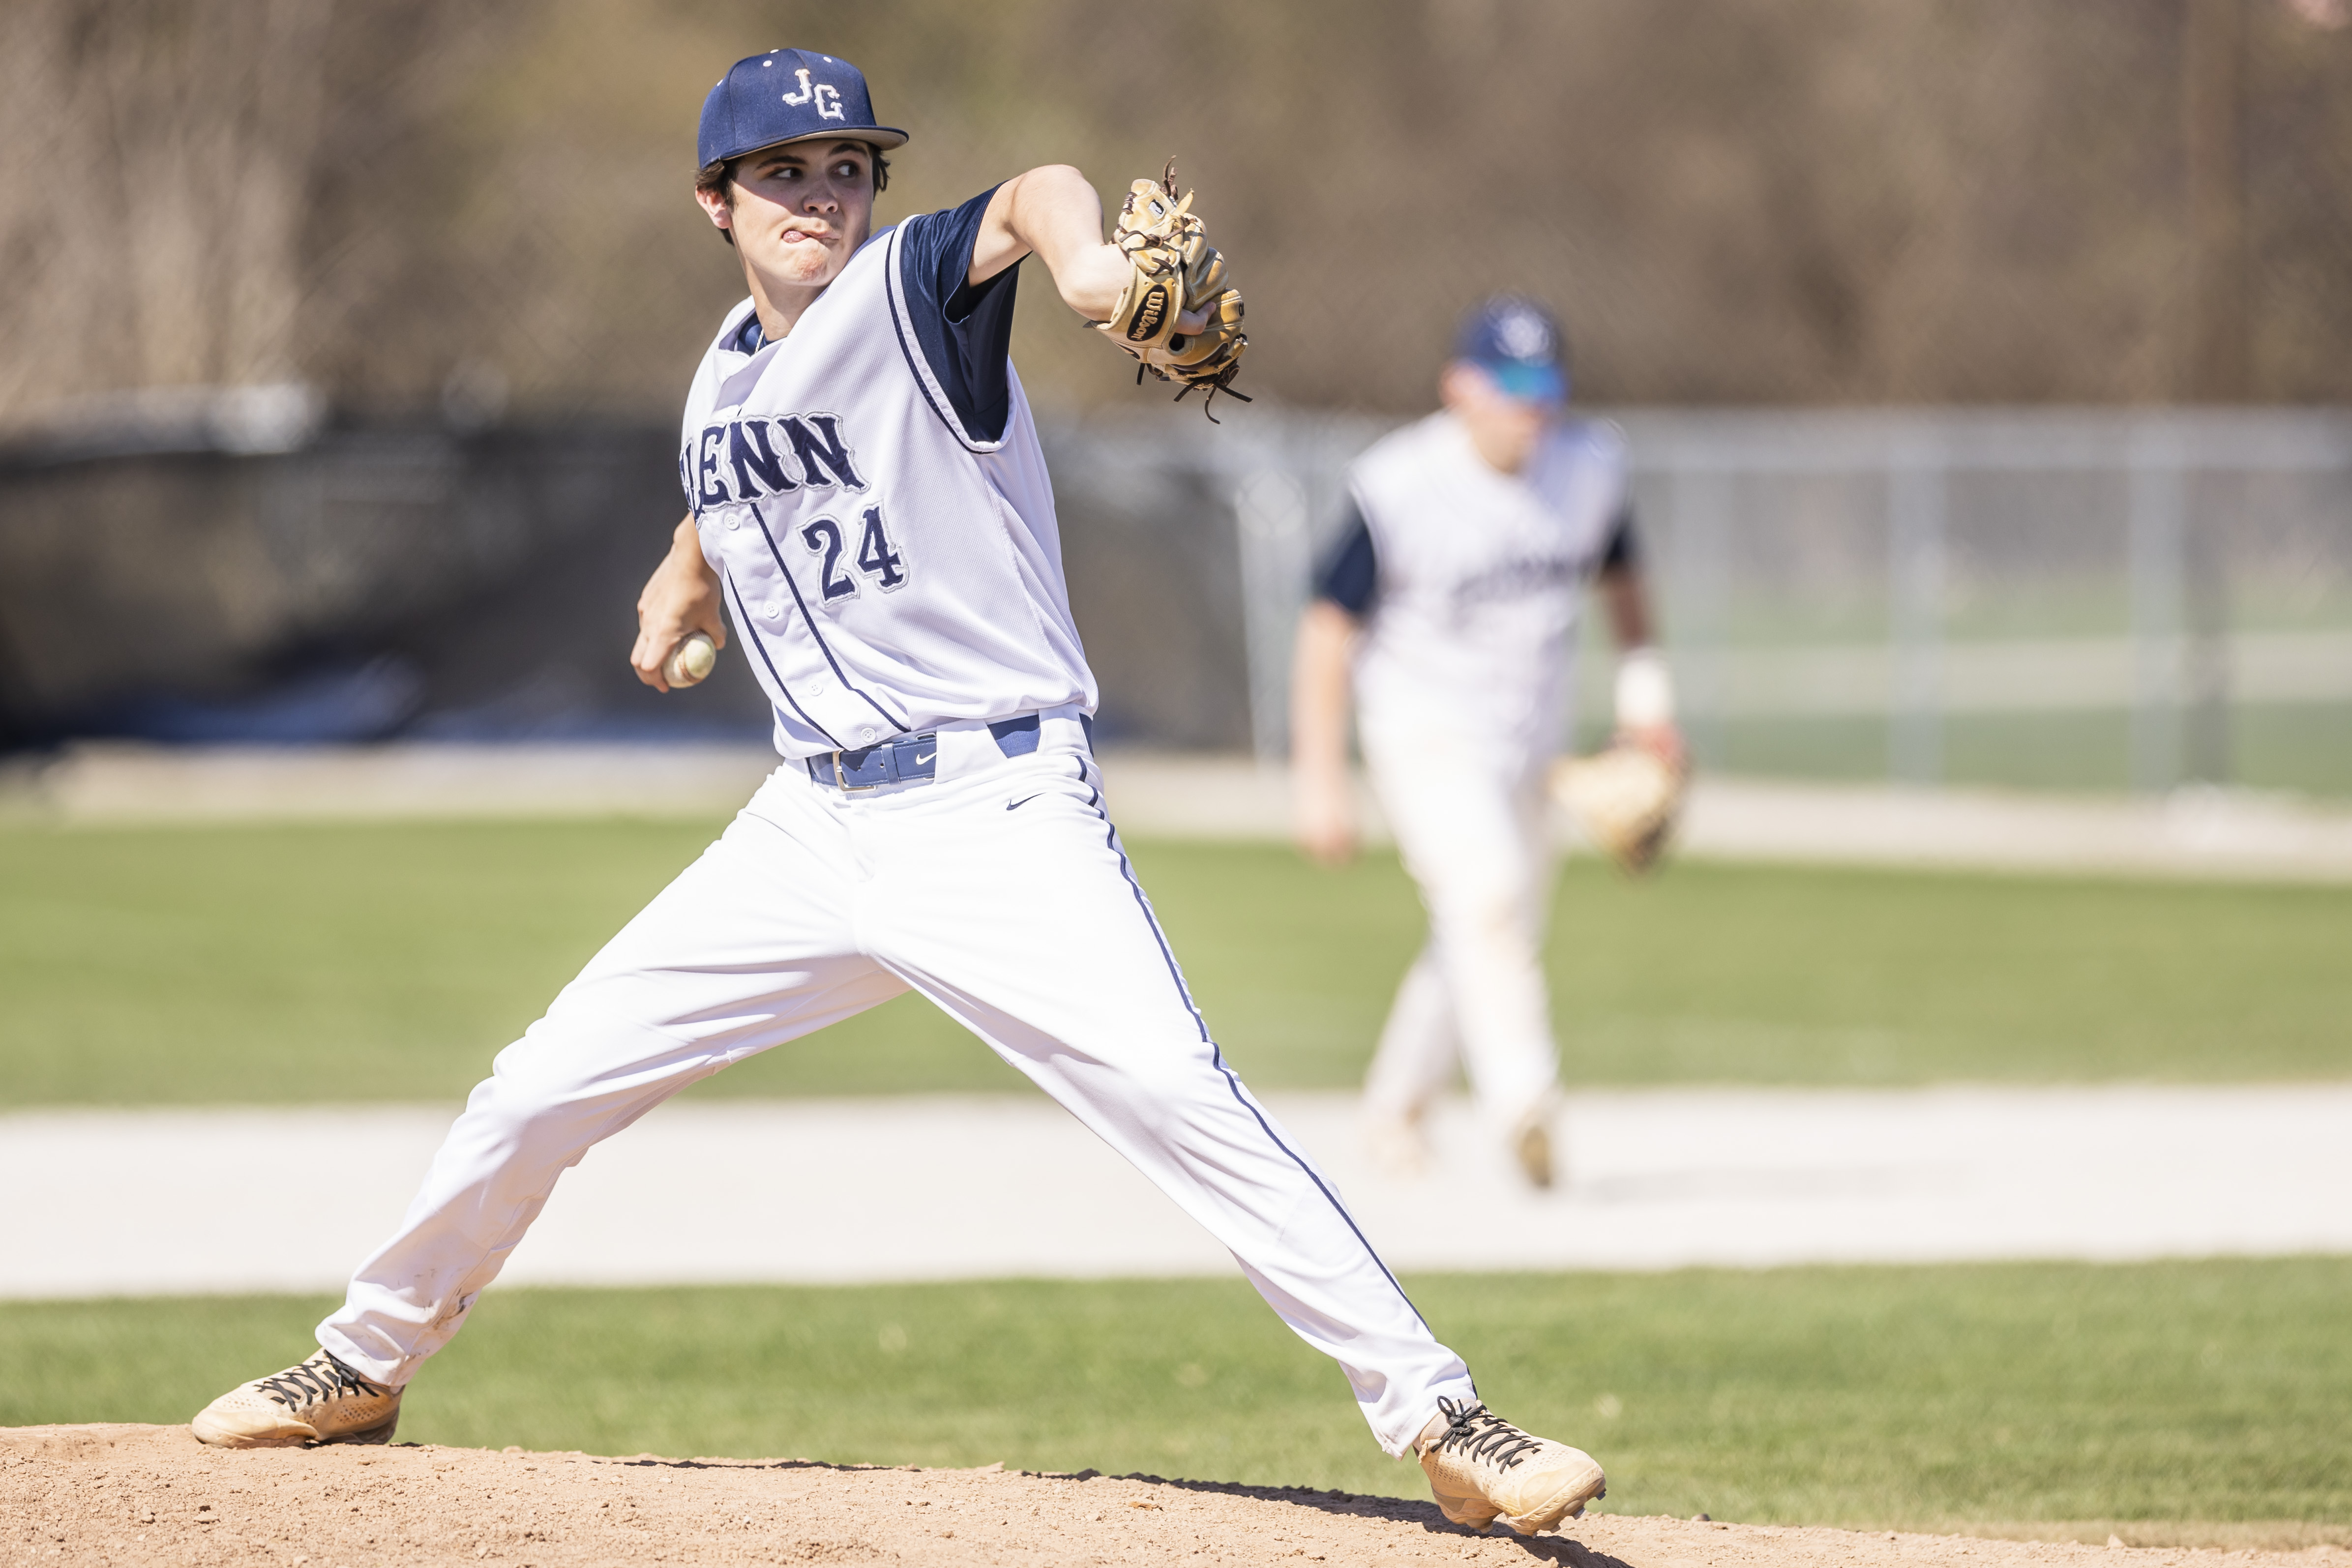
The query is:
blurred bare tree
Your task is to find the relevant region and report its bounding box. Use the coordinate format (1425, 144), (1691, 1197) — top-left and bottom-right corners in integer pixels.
(0, 0), (486, 415)
(2, 0), (2349, 428)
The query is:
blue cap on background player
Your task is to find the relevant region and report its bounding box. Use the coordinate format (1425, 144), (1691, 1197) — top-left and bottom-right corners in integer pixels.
(698, 49), (908, 170)
(1453, 296), (1569, 404)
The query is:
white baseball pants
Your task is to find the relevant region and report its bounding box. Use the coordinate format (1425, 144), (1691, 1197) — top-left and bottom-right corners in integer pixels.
(1358, 719), (1561, 1132)
(317, 707), (1472, 1457)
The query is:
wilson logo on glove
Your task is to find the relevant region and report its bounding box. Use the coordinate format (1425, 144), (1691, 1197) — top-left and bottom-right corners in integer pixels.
(1126, 283), (1174, 342)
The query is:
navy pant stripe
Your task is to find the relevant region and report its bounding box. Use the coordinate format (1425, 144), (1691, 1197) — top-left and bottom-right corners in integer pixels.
(1070, 759), (1433, 1334)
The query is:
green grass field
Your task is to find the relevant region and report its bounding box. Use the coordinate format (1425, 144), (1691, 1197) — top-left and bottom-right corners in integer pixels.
(6, 823), (2347, 1540)
(3, 819), (2351, 1104)
(5, 1260), (2348, 1534)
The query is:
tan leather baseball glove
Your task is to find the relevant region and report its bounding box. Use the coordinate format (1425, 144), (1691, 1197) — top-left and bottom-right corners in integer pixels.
(1548, 744), (1687, 875)
(1098, 160), (1250, 418)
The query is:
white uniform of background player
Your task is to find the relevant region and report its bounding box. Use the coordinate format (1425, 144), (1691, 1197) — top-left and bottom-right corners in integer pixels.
(192, 55), (1611, 1535)
(1291, 297), (1681, 1188)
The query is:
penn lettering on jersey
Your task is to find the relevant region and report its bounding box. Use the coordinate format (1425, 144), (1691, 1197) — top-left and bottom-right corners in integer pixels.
(1450, 550), (1581, 611)
(682, 412), (868, 514)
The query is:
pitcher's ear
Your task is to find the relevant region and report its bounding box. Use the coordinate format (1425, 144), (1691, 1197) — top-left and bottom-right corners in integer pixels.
(692, 157), (738, 227)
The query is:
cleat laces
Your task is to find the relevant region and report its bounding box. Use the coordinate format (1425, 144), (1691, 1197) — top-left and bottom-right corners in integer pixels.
(1430, 1397), (1544, 1472)
(255, 1352), (386, 1413)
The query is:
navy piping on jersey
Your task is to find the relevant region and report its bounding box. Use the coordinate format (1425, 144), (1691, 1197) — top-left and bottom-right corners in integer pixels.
(1066, 755), (1434, 1334)
(882, 226), (993, 455)
(745, 501), (914, 736)
(721, 568), (842, 749)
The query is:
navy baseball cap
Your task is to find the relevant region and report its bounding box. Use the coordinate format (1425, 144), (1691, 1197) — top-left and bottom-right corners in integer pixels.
(698, 49), (907, 170)
(1453, 296), (1569, 403)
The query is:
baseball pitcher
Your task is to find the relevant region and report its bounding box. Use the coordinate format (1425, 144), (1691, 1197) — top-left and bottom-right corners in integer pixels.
(189, 53), (1608, 1538)
(1291, 297), (1683, 1188)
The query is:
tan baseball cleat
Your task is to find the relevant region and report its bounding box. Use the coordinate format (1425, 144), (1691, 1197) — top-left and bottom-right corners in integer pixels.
(1417, 1397), (1606, 1536)
(1511, 1114), (1555, 1188)
(191, 1349), (402, 1449)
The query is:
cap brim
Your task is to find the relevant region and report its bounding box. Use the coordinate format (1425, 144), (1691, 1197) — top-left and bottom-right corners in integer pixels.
(735, 125), (909, 156)
(1482, 361), (1566, 403)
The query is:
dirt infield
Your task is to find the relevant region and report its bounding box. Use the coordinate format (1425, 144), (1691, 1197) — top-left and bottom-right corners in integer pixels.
(2, 1425), (2339, 1568)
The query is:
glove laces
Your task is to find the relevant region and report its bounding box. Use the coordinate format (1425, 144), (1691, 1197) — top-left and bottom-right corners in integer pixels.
(1428, 1397), (1544, 1472)
(256, 1351), (386, 1412)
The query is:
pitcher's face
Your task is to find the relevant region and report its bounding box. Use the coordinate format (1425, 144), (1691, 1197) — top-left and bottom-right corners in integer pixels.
(700, 139), (877, 291)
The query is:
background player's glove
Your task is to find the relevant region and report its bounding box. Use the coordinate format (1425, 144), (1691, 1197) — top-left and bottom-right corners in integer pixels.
(1548, 745), (1687, 875)
(1098, 160), (1250, 417)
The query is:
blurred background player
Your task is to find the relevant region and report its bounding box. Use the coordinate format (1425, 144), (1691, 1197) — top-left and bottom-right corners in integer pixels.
(1290, 296), (1683, 1188)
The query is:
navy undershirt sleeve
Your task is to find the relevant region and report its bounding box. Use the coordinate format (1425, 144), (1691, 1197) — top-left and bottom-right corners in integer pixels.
(1312, 501), (1380, 617)
(1599, 501), (1641, 573)
(894, 185), (1020, 444)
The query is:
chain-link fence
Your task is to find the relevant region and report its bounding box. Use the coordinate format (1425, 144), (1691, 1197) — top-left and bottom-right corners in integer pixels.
(1048, 407), (2352, 799)
(5, 404), (2348, 799)
(1614, 409), (2352, 797)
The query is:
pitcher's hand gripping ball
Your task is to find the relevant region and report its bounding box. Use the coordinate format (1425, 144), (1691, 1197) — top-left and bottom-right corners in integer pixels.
(662, 631), (717, 689)
(1549, 745), (1686, 875)
(1098, 159), (1250, 417)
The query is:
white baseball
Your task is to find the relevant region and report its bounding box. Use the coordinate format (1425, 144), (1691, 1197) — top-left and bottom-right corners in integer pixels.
(662, 631), (717, 688)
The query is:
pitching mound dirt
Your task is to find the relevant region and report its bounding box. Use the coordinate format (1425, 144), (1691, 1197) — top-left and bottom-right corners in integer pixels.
(2, 1424), (2340, 1568)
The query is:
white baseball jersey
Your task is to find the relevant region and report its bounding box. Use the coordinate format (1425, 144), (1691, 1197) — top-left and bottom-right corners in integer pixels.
(679, 189), (1096, 759)
(1321, 410), (1634, 760)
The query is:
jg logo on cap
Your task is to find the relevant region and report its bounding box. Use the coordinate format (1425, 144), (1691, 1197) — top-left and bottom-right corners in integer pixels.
(1454, 296), (1569, 405)
(698, 48), (909, 170)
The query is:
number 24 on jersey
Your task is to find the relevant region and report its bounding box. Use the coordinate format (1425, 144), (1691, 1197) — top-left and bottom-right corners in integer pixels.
(801, 505), (908, 603)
